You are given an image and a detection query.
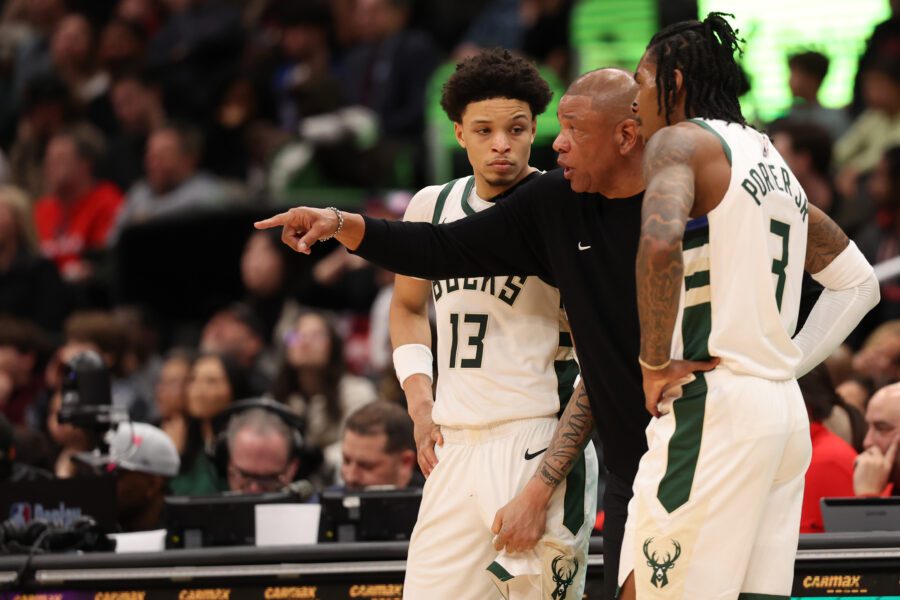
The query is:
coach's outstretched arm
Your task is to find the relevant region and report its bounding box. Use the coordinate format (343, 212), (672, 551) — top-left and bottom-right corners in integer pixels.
(255, 185), (552, 282)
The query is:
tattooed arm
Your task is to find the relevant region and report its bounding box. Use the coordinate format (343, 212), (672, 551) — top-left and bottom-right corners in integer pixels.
(490, 380), (594, 553)
(793, 205), (878, 377)
(636, 126), (720, 416)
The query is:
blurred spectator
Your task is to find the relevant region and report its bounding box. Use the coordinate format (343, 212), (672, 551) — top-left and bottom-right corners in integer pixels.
(154, 348), (194, 455)
(520, 0), (574, 83)
(799, 365), (858, 533)
(852, 320), (900, 389)
(0, 412), (52, 482)
(271, 310), (377, 477)
(98, 18), (148, 79)
(224, 407), (300, 494)
(0, 317), (48, 426)
(852, 0), (900, 116)
(110, 124), (242, 241)
(46, 376), (92, 478)
(340, 0), (439, 148)
(453, 0), (522, 59)
(116, 0), (164, 37)
(837, 377), (874, 416)
(4, 0), (68, 97)
(240, 230), (303, 344)
(835, 61), (900, 200)
(294, 244), (382, 314)
(146, 0), (244, 121)
(9, 73), (73, 199)
(114, 306), (163, 407)
(63, 310), (156, 421)
(105, 71), (166, 191)
(79, 422), (180, 532)
(783, 51), (850, 141)
(0, 185), (72, 332)
(171, 352), (250, 495)
(268, 1), (339, 134)
(200, 303), (274, 394)
(770, 119), (836, 217)
(33, 124), (123, 282)
(47, 13), (116, 134)
(339, 401), (417, 490)
(854, 381), (900, 496)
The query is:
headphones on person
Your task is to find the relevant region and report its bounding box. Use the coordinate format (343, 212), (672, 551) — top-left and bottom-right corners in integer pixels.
(211, 397), (309, 478)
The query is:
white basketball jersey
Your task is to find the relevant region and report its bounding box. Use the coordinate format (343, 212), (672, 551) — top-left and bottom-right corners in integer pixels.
(403, 176), (578, 427)
(671, 119), (808, 380)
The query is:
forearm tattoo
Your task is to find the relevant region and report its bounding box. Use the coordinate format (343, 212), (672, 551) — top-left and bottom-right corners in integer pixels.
(805, 204), (849, 274)
(539, 383), (595, 488)
(636, 128), (696, 366)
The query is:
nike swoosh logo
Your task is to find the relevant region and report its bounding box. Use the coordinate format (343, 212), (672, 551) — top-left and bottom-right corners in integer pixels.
(524, 447), (548, 460)
(578, 242), (591, 251)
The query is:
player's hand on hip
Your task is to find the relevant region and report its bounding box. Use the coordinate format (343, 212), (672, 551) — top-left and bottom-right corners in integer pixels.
(410, 403), (443, 477)
(853, 436), (898, 496)
(641, 357), (720, 417)
(491, 482), (550, 554)
(254, 207), (339, 255)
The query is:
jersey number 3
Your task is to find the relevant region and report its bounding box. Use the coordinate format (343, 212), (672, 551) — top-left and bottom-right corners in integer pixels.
(449, 313), (487, 368)
(770, 219), (790, 311)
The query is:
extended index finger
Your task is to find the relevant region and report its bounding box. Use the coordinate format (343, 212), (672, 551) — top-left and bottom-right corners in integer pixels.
(254, 212), (292, 229)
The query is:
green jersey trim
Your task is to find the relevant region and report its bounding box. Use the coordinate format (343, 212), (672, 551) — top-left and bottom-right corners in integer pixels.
(688, 118), (732, 167)
(432, 178), (461, 225)
(460, 177), (477, 216)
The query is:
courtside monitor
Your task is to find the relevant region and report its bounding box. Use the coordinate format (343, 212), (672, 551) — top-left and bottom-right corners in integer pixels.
(319, 488), (422, 543)
(821, 497), (900, 533)
(165, 490), (293, 548)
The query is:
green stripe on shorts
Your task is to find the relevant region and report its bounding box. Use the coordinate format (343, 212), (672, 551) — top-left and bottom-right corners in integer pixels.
(657, 375), (707, 513)
(737, 594), (788, 600)
(486, 560), (514, 582)
(563, 452), (586, 535)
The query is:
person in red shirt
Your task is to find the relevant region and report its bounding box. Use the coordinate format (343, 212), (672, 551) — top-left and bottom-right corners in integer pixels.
(799, 365), (858, 533)
(855, 381), (900, 497)
(33, 124), (123, 281)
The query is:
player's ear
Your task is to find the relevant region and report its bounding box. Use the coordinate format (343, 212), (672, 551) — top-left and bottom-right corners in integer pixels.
(530, 119), (537, 142)
(454, 122), (466, 149)
(673, 69), (685, 97)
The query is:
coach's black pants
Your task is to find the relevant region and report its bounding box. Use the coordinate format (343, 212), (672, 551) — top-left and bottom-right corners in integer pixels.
(601, 471), (633, 600)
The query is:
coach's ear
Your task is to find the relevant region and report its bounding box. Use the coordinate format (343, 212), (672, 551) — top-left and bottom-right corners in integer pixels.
(617, 118), (641, 155)
(454, 121), (466, 149)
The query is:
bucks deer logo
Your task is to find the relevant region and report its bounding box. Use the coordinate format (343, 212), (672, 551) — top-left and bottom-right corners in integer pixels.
(643, 537), (681, 588)
(550, 554), (579, 599)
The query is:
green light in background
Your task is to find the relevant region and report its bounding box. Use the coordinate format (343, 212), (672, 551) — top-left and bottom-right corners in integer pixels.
(698, 0), (890, 123)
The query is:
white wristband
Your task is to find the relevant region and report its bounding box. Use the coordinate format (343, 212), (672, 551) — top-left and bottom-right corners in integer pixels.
(393, 344), (433, 386)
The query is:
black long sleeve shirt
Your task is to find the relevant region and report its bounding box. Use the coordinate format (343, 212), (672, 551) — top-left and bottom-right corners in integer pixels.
(356, 169), (648, 482)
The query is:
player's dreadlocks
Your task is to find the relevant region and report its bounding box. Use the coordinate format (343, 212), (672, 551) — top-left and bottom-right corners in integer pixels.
(647, 12), (747, 126)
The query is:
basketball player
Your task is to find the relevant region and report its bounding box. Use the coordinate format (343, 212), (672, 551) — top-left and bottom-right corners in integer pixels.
(255, 69), (708, 599)
(390, 49), (597, 599)
(622, 13), (880, 599)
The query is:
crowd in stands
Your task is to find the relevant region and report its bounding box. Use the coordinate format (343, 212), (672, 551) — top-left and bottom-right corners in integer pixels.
(0, 0), (898, 539)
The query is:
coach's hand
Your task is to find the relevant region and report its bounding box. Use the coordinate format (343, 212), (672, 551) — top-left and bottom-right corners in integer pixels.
(854, 435), (898, 496)
(641, 358), (720, 417)
(492, 478), (552, 554)
(254, 207), (365, 254)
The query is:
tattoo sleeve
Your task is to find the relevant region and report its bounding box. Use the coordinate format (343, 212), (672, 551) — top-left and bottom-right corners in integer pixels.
(636, 127), (698, 366)
(805, 204), (849, 274)
(538, 380), (595, 488)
